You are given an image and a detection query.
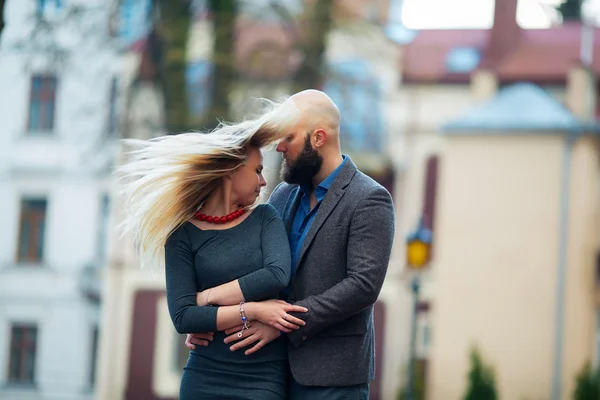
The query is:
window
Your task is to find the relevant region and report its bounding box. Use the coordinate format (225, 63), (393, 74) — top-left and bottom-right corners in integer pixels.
(27, 75), (57, 133)
(17, 199), (47, 263)
(37, 0), (63, 18)
(8, 324), (38, 385)
(107, 78), (119, 135)
(187, 61), (214, 117)
(89, 326), (99, 387)
(422, 155), (439, 232)
(324, 60), (384, 153)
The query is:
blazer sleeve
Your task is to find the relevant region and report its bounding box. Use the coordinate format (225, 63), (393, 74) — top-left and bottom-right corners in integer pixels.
(267, 182), (288, 212)
(165, 226), (218, 334)
(286, 186), (395, 347)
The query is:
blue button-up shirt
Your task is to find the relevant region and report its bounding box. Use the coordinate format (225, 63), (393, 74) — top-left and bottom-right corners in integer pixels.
(282, 156), (347, 298)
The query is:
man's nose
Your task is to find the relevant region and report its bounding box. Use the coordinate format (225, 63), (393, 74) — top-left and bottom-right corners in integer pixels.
(275, 142), (285, 152)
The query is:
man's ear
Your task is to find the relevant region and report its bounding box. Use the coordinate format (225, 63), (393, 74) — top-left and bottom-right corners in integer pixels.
(313, 129), (327, 148)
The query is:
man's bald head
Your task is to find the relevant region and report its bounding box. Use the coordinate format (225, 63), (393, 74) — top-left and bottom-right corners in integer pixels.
(288, 89), (341, 139)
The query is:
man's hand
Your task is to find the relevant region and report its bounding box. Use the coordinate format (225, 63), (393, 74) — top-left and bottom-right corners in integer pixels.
(184, 332), (214, 350)
(245, 299), (307, 332)
(223, 322), (281, 355)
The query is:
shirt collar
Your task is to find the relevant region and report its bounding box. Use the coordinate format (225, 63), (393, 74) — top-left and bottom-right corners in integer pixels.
(300, 155), (347, 201)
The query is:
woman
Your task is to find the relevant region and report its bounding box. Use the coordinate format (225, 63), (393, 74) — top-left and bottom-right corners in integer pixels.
(118, 100), (307, 399)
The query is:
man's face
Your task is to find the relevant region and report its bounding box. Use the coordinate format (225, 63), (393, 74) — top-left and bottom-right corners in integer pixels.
(276, 131), (322, 185)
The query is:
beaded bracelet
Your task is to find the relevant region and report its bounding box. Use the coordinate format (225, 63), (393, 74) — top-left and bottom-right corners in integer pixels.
(238, 301), (251, 338)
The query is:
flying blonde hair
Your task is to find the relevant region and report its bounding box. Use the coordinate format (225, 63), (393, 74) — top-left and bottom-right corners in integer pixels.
(117, 98), (300, 271)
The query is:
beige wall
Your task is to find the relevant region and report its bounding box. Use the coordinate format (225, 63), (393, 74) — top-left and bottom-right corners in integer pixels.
(378, 84), (473, 398)
(562, 136), (599, 398)
(427, 134), (598, 400)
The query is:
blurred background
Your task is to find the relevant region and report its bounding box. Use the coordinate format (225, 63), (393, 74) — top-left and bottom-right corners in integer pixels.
(1, 0), (600, 399)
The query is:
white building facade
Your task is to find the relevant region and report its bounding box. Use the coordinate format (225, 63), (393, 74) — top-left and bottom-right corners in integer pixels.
(0, 1), (121, 399)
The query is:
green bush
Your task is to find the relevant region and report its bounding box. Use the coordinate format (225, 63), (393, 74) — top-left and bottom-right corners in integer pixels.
(464, 346), (498, 400)
(573, 361), (600, 400)
(397, 359), (427, 400)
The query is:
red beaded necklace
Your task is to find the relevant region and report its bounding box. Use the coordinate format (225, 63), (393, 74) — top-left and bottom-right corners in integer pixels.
(193, 208), (247, 224)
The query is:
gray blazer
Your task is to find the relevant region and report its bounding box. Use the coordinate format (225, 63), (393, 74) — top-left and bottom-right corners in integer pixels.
(268, 157), (395, 387)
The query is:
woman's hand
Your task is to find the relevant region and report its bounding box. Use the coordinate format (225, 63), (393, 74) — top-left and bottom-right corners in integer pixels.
(246, 300), (308, 333)
(224, 322), (281, 355)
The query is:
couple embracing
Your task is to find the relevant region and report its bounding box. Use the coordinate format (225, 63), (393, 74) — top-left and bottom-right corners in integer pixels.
(119, 89), (395, 400)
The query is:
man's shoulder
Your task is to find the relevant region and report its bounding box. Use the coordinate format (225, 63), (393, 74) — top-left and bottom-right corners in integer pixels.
(268, 181), (298, 204)
(350, 168), (390, 196)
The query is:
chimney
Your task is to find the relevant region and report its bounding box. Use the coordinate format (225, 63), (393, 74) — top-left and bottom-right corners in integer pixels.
(470, 69), (498, 101)
(481, 0), (522, 69)
(470, 0), (521, 101)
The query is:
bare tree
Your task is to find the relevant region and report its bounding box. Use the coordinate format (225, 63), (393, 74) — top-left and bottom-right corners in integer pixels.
(147, 0), (333, 133)
(291, 0), (333, 91)
(153, 0), (193, 133)
(201, 0), (236, 130)
(147, 0), (236, 133)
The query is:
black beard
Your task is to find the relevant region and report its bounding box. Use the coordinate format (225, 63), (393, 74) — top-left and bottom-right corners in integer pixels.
(280, 137), (323, 185)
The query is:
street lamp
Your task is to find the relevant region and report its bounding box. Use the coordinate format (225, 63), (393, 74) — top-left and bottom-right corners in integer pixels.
(405, 217), (432, 400)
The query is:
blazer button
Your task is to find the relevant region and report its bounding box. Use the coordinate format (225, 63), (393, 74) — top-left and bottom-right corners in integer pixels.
(302, 336), (307, 341)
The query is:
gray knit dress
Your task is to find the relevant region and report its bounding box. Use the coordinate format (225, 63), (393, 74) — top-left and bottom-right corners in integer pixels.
(165, 204), (292, 400)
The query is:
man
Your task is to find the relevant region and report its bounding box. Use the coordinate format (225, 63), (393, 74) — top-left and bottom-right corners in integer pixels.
(186, 90), (395, 399)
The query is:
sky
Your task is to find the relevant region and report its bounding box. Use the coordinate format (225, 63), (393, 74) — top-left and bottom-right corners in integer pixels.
(222, 0), (600, 30)
(401, 0), (600, 29)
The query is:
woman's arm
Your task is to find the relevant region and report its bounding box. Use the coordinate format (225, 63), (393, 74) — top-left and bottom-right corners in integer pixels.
(196, 205), (292, 306)
(165, 228), (253, 333)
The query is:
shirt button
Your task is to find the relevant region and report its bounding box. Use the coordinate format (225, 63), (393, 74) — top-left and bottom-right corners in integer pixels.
(302, 336), (307, 341)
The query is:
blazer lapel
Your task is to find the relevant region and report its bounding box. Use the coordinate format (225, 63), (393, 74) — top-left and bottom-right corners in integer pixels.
(294, 158), (357, 271)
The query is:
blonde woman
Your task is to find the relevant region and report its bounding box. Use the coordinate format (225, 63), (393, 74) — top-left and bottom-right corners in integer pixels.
(118, 100), (308, 399)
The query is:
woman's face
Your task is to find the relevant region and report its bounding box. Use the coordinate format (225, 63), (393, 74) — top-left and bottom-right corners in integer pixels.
(231, 147), (267, 206)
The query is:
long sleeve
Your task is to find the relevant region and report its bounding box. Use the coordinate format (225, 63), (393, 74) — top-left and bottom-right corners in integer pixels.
(238, 204), (291, 301)
(286, 186), (395, 347)
(165, 226), (218, 334)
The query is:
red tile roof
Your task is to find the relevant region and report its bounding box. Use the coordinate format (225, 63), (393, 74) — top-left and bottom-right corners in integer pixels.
(402, 22), (600, 84)
(402, 29), (487, 83)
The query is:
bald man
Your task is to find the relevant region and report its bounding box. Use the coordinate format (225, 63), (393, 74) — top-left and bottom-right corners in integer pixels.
(187, 90), (395, 399)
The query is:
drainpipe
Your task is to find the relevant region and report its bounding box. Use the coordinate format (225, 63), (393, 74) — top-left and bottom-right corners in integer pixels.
(550, 128), (579, 400)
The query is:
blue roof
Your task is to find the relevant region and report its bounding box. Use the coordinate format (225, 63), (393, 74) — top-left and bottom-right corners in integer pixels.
(442, 83), (582, 134)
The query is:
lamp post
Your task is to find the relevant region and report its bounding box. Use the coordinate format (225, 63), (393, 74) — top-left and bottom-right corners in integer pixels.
(405, 217), (432, 400)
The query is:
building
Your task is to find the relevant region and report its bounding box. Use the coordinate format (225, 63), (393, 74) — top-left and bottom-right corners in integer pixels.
(396, 0), (600, 398)
(0, 0), (121, 399)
